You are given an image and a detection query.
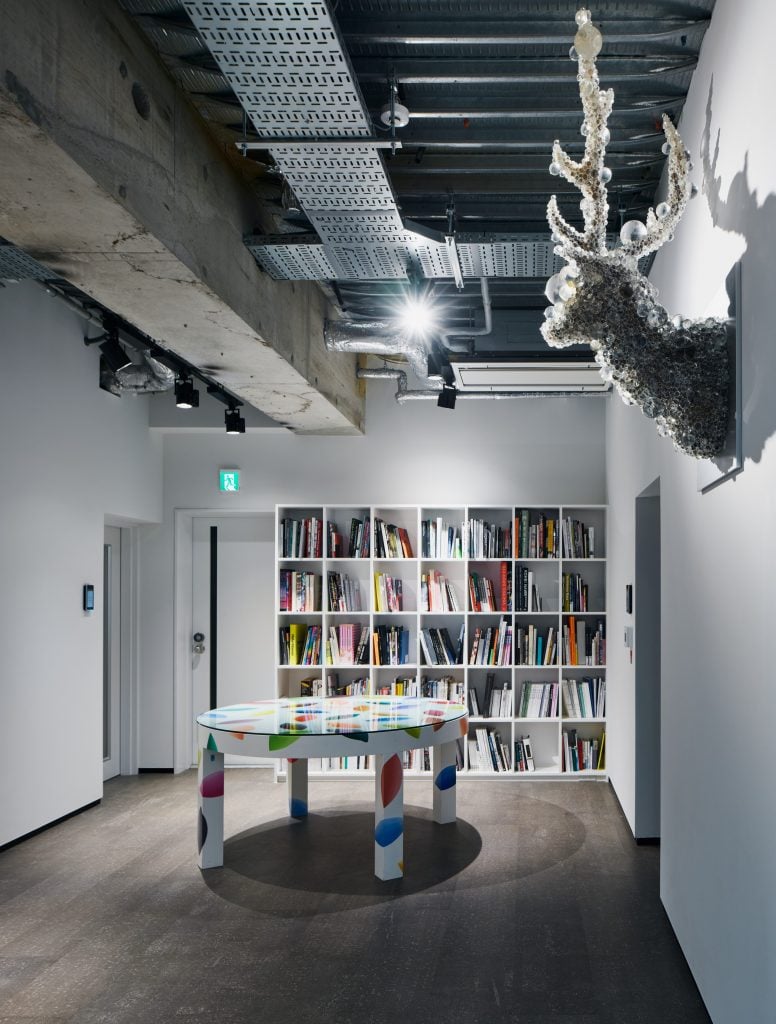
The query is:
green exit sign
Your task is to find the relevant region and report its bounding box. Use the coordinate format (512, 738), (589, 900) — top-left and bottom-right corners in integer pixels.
(219, 469), (240, 492)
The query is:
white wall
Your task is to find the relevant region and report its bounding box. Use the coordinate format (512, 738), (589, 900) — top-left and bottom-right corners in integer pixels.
(606, 1), (776, 1019)
(0, 282), (162, 846)
(138, 385), (606, 767)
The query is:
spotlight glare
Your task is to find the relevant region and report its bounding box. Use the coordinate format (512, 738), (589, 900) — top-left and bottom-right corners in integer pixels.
(397, 296), (437, 338)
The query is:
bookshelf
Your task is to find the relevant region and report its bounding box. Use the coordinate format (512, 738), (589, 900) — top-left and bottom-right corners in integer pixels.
(275, 504), (607, 779)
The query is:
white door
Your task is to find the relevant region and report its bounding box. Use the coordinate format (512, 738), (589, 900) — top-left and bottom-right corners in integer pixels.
(103, 526), (122, 780)
(191, 514), (275, 765)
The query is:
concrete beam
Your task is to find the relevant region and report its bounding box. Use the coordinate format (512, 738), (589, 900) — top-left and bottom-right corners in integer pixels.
(0, 0), (363, 434)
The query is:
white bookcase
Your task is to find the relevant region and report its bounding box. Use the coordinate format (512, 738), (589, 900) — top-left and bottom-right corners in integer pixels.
(275, 504), (607, 779)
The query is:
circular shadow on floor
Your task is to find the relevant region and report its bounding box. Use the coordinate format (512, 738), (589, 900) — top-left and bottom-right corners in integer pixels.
(202, 797), (586, 917)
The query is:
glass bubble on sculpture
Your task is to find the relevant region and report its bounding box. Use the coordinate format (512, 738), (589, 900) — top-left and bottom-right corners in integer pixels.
(541, 10), (730, 459)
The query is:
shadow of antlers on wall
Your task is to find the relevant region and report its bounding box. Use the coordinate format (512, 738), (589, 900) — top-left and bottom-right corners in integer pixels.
(700, 77), (776, 467)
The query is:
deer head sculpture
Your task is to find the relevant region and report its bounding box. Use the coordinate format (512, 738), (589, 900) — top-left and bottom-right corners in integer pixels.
(541, 9), (730, 459)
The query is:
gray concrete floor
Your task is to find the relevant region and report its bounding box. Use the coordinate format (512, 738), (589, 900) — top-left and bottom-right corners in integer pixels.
(0, 770), (711, 1024)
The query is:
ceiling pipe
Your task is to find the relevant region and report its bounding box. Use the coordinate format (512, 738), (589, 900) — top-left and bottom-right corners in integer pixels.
(325, 319), (443, 389)
(357, 366), (605, 402)
(439, 277), (492, 353)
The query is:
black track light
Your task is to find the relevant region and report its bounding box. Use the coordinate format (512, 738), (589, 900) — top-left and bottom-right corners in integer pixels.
(175, 377), (199, 409)
(225, 404), (245, 434)
(437, 385), (457, 409)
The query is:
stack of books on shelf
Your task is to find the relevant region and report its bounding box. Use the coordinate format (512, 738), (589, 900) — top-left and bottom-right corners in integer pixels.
(373, 519), (413, 558)
(279, 516), (323, 558)
(515, 624), (556, 665)
(561, 677), (606, 718)
(468, 571), (497, 612)
(372, 624), (410, 665)
(468, 673), (513, 717)
(514, 565), (542, 611)
(373, 572), (404, 612)
(469, 727), (511, 772)
(563, 729), (605, 772)
(514, 735), (535, 772)
(325, 754), (371, 771)
(279, 623), (322, 665)
(327, 571), (362, 612)
(349, 516), (370, 558)
(421, 517), (463, 558)
(375, 676), (418, 696)
(300, 676), (324, 697)
(515, 510), (559, 559)
(279, 570), (321, 612)
(562, 517), (596, 558)
(562, 617), (606, 665)
(327, 623), (370, 665)
(469, 617), (513, 666)
(419, 625), (463, 666)
(562, 572), (589, 612)
(467, 517), (512, 559)
(421, 570), (460, 611)
(327, 674), (368, 697)
(517, 681), (559, 718)
(421, 675), (464, 701)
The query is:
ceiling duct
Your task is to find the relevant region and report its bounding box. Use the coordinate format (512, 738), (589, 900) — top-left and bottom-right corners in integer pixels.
(325, 319), (442, 389)
(450, 360), (610, 394)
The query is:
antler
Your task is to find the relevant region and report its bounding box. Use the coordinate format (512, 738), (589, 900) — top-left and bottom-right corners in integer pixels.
(547, 18), (614, 257)
(618, 115), (693, 260)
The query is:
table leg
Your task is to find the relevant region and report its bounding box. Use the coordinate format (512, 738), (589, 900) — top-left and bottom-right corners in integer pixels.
(287, 758), (308, 818)
(432, 741), (457, 824)
(197, 747), (224, 869)
(374, 753), (404, 880)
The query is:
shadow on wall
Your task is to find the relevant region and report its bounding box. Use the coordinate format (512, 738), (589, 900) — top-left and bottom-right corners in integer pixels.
(701, 77), (776, 466)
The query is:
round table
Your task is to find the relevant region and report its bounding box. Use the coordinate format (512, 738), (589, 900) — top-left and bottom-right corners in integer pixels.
(196, 696), (468, 880)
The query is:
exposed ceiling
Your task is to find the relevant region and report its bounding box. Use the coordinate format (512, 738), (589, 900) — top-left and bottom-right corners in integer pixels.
(119, 0), (714, 372)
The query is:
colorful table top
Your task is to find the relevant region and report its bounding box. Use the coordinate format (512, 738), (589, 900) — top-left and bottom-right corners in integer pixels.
(197, 696), (467, 738)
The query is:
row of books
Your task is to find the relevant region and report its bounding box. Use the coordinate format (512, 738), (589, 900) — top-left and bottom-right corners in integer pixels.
(328, 516), (370, 559)
(469, 618), (513, 666)
(421, 518), (463, 559)
(515, 510), (559, 559)
(373, 572), (404, 612)
(421, 570), (461, 612)
(517, 681), (559, 718)
(468, 679), (513, 717)
(373, 519), (414, 559)
(469, 728), (511, 772)
(327, 674), (368, 697)
(323, 756), (371, 770)
(515, 625), (557, 666)
(279, 571), (321, 613)
(514, 735), (535, 771)
(422, 675), (465, 701)
(562, 572), (591, 613)
(279, 516), (323, 559)
(373, 624), (411, 665)
(562, 517), (596, 559)
(375, 677), (418, 696)
(561, 677), (606, 718)
(326, 623), (370, 665)
(328, 571), (363, 612)
(279, 624), (322, 665)
(563, 729), (605, 771)
(419, 625), (465, 666)
(468, 568), (509, 612)
(514, 565), (542, 612)
(467, 518), (512, 559)
(562, 617), (606, 666)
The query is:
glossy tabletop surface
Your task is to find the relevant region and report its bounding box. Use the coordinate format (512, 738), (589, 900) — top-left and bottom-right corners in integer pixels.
(197, 696), (467, 738)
